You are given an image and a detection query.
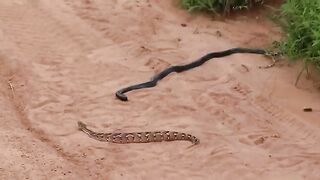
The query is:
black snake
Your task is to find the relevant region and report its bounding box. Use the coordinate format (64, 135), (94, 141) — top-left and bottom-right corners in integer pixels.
(116, 48), (276, 101)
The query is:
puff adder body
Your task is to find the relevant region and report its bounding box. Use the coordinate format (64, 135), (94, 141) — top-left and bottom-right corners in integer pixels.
(78, 121), (200, 145)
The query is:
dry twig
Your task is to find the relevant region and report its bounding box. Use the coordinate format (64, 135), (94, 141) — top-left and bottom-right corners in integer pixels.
(8, 79), (15, 98)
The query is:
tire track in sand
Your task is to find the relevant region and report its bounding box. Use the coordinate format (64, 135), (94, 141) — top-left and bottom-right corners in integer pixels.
(254, 96), (320, 143)
(191, 76), (320, 173)
(0, 1), (110, 167)
(0, 55), (88, 179)
(224, 79), (320, 142)
(230, 81), (320, 143)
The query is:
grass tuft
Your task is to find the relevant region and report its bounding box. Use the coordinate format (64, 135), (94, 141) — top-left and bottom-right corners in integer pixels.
(181, 0), (265, 15)
(181, 0), (320, 75)
(277, 0), (320, 71)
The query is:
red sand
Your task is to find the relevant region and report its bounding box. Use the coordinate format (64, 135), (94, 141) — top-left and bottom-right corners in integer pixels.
(0, 0), (319, 179)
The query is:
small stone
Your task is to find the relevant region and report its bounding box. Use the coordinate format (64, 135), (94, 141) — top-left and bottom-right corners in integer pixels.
(254, 137), (265, 145)
(303, 107), (313, 112)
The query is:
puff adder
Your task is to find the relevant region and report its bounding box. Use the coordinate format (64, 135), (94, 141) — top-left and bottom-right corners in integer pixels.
(78, 121), (200, 145)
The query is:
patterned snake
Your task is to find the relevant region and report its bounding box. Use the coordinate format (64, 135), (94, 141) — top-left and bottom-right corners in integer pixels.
(116, 48), (278, 101)
(78, 121), (200, 145)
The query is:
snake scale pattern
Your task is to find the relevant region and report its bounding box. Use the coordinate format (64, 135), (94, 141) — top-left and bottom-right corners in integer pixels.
(78, 121), (200, 145)
(116, 48), (274, 101)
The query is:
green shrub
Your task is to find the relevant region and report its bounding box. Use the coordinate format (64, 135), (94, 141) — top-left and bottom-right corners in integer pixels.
(278, 0), (320, 71)
(181, 0), (320, 73)
(181, 0), (264, 14)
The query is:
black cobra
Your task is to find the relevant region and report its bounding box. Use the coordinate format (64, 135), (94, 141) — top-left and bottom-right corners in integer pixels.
(116, 48), (273, 101)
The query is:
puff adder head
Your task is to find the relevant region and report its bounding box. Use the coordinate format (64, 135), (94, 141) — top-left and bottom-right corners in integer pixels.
(192, 137), (200, 145)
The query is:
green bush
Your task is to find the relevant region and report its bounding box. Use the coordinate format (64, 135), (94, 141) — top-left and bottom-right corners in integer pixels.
(181, 0), (320, 72)
(278, 0), (320, 71)
(181, 0), (264, 14)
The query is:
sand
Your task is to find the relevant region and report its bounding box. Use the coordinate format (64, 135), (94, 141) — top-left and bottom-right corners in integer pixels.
(0, 0), (320, 179)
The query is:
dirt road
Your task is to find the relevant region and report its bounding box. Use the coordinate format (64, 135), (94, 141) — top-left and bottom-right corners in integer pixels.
(0, 0), (320, 179)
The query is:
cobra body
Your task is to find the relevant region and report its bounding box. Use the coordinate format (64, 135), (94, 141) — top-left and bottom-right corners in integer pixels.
(116, 48), (273, 101)
(78, 121), (200, 145)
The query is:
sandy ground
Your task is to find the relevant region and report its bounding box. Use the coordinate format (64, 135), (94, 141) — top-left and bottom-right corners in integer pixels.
(0, 0), (320, 179)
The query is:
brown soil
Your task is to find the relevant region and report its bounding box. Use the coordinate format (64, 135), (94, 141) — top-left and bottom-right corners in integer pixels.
(0, 0), (319, 180)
